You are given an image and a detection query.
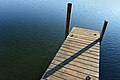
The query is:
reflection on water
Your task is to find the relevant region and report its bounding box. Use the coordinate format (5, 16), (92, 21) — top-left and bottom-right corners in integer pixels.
(0, 0), (120, 80)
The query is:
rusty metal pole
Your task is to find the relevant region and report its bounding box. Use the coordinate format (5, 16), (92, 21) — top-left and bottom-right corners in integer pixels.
(100, 20), (108, 44)
(65, 3), (72, 39)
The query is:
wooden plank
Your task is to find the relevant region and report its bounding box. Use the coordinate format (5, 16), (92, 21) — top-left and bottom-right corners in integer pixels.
(70, 27), (100, 37)
(58, 50), (99, 60)
(55, 52), (99, 64)
(52, 56), (99, 69)
(46, 68), (85, 80)
(60, 47), (99, 57)
(49, 63), (99, 78)
(53, 55), (99, 68)
(65, 37), (99, 48)
(67, 34), (99, 43)
(41, 27), (100, 80)
(51, 57), (99, 72)
(62, 44), (99, 53)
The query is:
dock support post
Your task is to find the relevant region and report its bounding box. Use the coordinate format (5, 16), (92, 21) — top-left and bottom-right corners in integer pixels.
(100, 20), (108, 44)
(65, 3), (72, 39)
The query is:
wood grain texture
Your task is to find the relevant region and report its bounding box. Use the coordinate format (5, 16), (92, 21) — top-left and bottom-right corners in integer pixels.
(41, 27), (100, 80)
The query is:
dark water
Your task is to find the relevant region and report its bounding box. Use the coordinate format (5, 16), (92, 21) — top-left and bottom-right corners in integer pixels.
(0, 0), (120, 80)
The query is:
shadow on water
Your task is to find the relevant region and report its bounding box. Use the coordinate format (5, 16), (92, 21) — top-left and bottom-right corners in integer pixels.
(42, 38), (100, 79)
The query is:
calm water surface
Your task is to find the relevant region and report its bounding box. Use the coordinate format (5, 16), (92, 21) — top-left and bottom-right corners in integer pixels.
(0, 0), (120, 80)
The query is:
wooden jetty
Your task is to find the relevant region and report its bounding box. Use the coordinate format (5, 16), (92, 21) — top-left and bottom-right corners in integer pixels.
(41, 3), (108, 80)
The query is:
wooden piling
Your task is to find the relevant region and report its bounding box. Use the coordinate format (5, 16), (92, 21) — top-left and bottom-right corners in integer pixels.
(65, 3), (72, 39)
(100, 20), (108, 43)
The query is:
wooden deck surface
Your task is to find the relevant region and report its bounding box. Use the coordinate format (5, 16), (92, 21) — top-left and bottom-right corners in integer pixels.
(41, 27), (100, 80)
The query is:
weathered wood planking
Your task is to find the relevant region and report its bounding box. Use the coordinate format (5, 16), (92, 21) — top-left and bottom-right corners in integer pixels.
(41, 27), (100, 80)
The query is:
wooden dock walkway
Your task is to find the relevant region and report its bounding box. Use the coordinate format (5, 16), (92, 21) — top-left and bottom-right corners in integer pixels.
(41, 3), (108, 80)
(41, 27), (100, 80)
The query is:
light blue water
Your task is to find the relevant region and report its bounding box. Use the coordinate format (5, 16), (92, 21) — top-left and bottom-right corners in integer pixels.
(0, 0), (120, 80)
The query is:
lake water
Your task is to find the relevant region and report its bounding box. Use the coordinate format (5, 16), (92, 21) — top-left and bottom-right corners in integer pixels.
(0, 0), (120, 80)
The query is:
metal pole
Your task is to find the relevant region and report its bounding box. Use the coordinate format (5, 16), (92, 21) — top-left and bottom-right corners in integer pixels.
(100, 20), (108, 43)
(65, 3), (72, 39)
